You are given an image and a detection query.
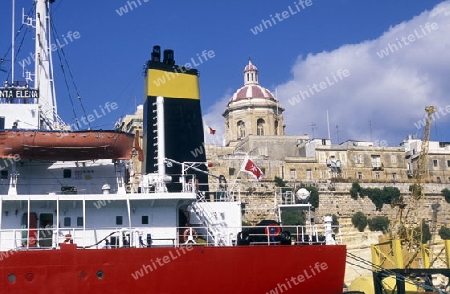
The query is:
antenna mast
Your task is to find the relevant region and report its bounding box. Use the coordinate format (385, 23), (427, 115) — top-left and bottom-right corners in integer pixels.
(11, 0), (15, 84)
(34, 0), (57, 129)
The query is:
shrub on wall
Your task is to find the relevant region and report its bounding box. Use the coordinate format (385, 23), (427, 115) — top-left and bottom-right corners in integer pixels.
(442, 188), (450, 204)
(368, 216), (390, 232)
(351, 211), (368, 232)
(439, 226), (450, 240)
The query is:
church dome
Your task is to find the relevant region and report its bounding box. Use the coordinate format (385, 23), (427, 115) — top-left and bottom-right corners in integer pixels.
(229, 59), (276, 103)
(230, 85), (276, 101)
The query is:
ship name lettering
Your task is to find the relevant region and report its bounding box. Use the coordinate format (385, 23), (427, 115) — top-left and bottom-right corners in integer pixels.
(0, 90), (13, 98)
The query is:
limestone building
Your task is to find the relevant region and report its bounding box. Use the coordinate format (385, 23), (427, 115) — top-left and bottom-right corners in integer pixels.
(206, 60), (450, 188)
(223, 60), (285, 147)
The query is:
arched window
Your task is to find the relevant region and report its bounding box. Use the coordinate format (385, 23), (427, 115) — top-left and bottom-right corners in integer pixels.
(237, 121), (245, 139)
(257, 118), (265, 136)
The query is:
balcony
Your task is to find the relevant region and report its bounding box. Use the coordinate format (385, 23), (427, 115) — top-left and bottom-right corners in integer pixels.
(372, 163), (384, 171)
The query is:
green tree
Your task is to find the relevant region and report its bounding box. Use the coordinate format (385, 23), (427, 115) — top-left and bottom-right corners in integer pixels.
(274, 176), (286, 188)
(351, 212), (368, 232)
(442, 188), (450, 204)
(366, 188), (384, 211)
(418, 221), (431, 244)
(382, 186), (400, 204)
(439, 226), (450, 240)
(281, 210), (305, 234)
(355, 186), (400, 211)
(350, 182), (361, 200)
(281, 210), (305, 226)
(303, 186), (319, 209)
(368, 216), (390, 232)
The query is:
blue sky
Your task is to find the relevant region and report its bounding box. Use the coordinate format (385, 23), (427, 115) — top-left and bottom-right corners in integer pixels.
(1, 0), (449, 145)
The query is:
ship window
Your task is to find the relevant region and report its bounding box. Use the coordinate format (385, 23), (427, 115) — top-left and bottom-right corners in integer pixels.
(63, 169), (72, 178)
(0, 170), (7, 179)
(142, 216), (149, 225)
(64, 217), (71, 227)
(77, 217), (83, 226)
(116, 216), (123, 225)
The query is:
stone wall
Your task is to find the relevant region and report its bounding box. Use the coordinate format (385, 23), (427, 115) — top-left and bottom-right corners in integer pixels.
(234, 181), (450, 229)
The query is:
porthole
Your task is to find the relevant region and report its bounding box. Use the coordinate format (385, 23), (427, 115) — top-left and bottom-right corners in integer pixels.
(25, 273), (34, 282)
(78, 270), (87, 280)
(96, 270), (104, 280)
(7, 274), (16, 283)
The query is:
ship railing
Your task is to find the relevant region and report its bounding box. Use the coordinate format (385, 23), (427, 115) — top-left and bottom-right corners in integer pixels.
(239, 224), (343, 246)
(0, 226), (237, 251)
(0, 224), (342, 251)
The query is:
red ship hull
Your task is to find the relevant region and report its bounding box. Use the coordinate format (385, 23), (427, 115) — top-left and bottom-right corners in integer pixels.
(0, 245), (346, 294)
(0, 130), (134, 160)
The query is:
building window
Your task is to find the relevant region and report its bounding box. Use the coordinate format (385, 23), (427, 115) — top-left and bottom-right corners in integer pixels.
(437, 176), (441, 183)
(306, 169), (312, 180)
(357, 172), (363, 180)
(319, 153), (326, 163)
(371, 155), (381, 168)
(229, 167), (235, 176)
(433, 160), (438, 167)
(116, 216), (123, 225)
(391, 155), (397, 164)
(356, 155), (362, 164)
(289, 169), (297, 180)
(375, 172), (380, 179)
(392, 173), (398, 181)
(257, 118), (265, 136)
(64, 217), (71, 227)
(77, 217), (84, 227)
(447, 160), (450, 168)
(63, 169), (72, 178)
(237, 121), (245, 138)
(0, 170), (7, 179)
(142, 216), (149, 225)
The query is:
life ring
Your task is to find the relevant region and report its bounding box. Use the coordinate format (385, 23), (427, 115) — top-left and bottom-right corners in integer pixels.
(182, 228), (198, 243)
(64, 234), (73, 244)
(265, 224), (281, 236)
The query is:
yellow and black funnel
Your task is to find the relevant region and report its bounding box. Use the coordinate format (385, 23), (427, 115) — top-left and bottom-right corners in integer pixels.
(142, 46), (207, 191)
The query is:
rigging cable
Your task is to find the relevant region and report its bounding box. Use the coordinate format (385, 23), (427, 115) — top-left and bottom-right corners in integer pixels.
(50, 21), (90, 129)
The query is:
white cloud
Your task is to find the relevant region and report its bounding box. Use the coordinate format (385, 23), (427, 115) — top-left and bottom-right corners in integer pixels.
(277, 1), (450, 145)
(203, 1), (450, 146)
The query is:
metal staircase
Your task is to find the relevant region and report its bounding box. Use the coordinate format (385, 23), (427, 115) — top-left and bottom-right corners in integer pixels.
(189, 193), (230, 246)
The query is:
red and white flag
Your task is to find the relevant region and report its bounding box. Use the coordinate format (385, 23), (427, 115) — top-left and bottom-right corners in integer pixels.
(208, 126), (216, 135)
(240, 157), (263, 181)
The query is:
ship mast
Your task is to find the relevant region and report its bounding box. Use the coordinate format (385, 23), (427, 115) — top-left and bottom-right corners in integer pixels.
(34, 0), (57, 129)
